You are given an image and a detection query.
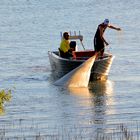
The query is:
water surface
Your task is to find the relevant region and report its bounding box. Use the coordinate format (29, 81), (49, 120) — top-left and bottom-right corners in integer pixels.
(0, 0), (139, 139)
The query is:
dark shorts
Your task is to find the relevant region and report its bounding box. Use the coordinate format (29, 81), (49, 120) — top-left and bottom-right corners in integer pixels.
(59, 48), (72, 58)
(94, 37), (105, 52)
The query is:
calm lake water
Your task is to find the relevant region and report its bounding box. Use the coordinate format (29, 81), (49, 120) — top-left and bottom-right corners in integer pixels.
(0, 0), (139, 139)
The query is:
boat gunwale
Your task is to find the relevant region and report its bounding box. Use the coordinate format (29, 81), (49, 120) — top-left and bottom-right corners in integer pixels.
(48, 51), (114, 63)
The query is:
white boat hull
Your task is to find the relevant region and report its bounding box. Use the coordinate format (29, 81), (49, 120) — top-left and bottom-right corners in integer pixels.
(48, 51), (114, 81)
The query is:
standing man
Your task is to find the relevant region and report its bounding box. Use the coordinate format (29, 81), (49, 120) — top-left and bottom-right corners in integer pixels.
(94, 19), (121, 58)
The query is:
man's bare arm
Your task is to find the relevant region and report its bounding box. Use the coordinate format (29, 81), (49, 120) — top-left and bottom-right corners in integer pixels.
(108, 25), (121, 31)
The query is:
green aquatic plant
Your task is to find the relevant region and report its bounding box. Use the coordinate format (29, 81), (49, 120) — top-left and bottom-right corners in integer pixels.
(0, 89), (12, 115)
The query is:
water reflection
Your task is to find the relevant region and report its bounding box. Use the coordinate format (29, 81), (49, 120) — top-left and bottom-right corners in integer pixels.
(68, 80), (115, 137)
(68, 80), (114, 95)
(68, 80), (115, 124)
(89, 80), (114, 95)
(68, 87), (92, 97)
(89, 80), (115, 124)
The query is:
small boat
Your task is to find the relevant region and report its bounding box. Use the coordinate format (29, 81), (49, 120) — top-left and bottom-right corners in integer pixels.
(48, 32), (114, 81)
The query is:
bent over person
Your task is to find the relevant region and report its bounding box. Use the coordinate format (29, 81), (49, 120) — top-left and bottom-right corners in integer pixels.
(94, 19), (121, 58)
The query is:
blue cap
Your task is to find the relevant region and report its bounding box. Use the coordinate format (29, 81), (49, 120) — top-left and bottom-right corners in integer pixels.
(104, 19), (109, 25)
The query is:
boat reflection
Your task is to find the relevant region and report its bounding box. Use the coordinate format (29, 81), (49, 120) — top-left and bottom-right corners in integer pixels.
(68, 80), (115, 137)
(89, 80), (114, 96)
(68, 87), (92, 97)
(68, 80), (114, 97)
(89, 80), (115, 123)
(68, 80), (115, 124)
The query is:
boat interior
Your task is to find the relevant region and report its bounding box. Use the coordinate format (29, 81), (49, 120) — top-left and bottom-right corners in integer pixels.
(54, 50), (112, 61)
(58, 31), (112, 61)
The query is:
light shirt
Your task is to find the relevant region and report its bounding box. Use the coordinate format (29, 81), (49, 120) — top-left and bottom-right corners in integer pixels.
(60, 39), (70, 53)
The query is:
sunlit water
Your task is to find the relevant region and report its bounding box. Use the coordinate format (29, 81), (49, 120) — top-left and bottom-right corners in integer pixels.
(0, 0), (139, 139)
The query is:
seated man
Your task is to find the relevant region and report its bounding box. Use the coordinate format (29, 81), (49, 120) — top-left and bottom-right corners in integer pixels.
(59, 32), (73, 58)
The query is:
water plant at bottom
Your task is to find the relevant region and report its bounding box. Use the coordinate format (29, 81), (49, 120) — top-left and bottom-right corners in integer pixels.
(0, 89), (12, 115)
